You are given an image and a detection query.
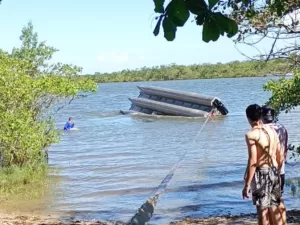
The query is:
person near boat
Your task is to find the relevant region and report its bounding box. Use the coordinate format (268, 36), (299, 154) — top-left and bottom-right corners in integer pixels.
(242, 104), (286, 225)
(64, 117), (75, 130)
(262, 105), (288, 223)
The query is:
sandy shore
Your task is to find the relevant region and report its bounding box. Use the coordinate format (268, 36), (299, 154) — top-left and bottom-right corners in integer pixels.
(1, 210), (300, 225)
(171, 210), (300, 225)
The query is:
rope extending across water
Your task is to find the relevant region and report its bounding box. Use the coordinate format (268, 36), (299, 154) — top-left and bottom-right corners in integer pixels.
(126, 110), (215, 225)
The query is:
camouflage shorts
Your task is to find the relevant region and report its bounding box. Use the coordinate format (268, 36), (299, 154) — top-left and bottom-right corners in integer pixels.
(251, 167), (281, 209)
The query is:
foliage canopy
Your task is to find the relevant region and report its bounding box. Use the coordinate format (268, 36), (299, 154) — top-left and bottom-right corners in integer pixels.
(152, 0), (300, 43)
(87, 59), (290, 83)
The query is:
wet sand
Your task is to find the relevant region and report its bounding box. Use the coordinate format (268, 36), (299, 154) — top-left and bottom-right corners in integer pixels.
(1, 210), (300, 225)
(0, 212), (113, 225)
(170, 210), (300, 225)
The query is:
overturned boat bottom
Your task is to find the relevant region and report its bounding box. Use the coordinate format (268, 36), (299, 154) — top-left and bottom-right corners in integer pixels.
(121, 86), (228, 118)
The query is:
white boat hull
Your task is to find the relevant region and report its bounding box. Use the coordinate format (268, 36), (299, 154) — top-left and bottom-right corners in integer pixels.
(138, 86), (215, 107)
(129, 98), (209, 117)
(122, 85), (228, 117)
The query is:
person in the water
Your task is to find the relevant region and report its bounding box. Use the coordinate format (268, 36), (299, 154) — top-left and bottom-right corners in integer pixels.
(64, 117), (75, 130)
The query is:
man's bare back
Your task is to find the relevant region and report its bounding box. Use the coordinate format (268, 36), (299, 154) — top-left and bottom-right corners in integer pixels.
(246, 124), (283, 170)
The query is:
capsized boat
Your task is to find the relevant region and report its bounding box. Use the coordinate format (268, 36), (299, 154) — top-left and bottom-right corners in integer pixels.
(120, 86), (228, 117)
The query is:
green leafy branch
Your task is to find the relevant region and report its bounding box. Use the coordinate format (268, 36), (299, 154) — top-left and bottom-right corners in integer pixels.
(264, 70), (300, 114)
(152, 0), (300, 42)
(0, 22), (97, 168)
(153, 0), (238, 42)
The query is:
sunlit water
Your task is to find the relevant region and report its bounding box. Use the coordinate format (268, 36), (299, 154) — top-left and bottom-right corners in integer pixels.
(11, 77), (300, 224)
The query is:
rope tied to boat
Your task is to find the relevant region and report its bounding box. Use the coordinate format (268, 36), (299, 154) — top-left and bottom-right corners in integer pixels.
(126, 109), (215, 225)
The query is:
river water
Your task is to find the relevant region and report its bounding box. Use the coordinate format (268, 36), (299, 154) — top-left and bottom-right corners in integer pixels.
(25, 77), (300, 224)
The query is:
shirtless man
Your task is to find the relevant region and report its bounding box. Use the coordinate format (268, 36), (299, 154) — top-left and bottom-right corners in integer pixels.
(242, 104), (286, 225)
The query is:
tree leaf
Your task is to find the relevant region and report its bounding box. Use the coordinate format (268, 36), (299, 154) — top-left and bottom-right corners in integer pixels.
(202, 18), (220, 42)
(242, 0), (251, 7)
(168, 0), (190, 27)
(213, 12), (238, 38)
(208, 0), (219, 10)
(186, 0), (208, 15)
(196, 12), (207, 25)
(213, 12), (229, 33)
(226, 19), (238, 38)
(153, 0), (165, 13)
(227, 0), (233, 7)
(162, 16), (177, 41)
(245, 8), (256, 18)
(153, 16), (163, 36)
(275, 0), (284, 17)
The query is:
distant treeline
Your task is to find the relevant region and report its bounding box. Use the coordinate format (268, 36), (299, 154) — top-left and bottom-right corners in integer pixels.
(85, 59), (291, 83)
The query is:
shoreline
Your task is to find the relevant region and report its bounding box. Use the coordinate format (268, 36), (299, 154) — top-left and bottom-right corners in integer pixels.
(1, 210), (300, 225)
(85, 58), (291, 84)
(170, 210), (300, 224)
(92, 74), (282, 84)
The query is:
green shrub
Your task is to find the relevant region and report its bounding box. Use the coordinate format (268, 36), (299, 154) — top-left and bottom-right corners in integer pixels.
(0, 22), (97, 194)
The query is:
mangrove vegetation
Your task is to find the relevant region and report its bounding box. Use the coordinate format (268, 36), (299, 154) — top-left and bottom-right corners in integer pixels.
(86, 59), (291, 83)
(0, 22), (97, 197)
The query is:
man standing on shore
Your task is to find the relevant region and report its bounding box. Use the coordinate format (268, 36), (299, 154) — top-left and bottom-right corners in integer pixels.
(262, 105), (288, 223)
(243, 104), (285, 225)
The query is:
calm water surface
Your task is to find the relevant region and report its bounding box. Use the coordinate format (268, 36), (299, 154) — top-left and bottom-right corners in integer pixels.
(18, 77), (300, 224)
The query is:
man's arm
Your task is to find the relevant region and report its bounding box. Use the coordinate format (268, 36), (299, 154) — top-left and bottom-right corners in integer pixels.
(244, 164), (248, 181)
(245, 133), (257, 187)
(276, 136), (284, 171)
(284, 128), (288, 160)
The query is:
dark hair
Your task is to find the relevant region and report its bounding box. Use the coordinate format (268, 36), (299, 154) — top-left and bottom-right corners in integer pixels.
(261, 105), (274, 123)
(69, 117), (73, 120)
(246, 104), (262, 122)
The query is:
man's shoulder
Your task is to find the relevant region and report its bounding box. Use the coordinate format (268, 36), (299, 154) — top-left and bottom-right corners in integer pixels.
(274, 121), (282, 125)
(272, 122), (286, 131)
(246, 129), (259, 140)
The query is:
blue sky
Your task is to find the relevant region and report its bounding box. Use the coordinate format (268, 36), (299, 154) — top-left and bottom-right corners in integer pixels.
(0, 0), (273, 74)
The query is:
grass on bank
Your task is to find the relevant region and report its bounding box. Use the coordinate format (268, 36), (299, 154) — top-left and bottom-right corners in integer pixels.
(0, 164), (51, 200)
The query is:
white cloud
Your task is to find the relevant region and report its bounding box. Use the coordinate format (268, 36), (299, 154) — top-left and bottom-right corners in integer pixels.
(96, 52), (129, 64)
(97, 55), (105, 62)
(96, 52), (145, 64)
